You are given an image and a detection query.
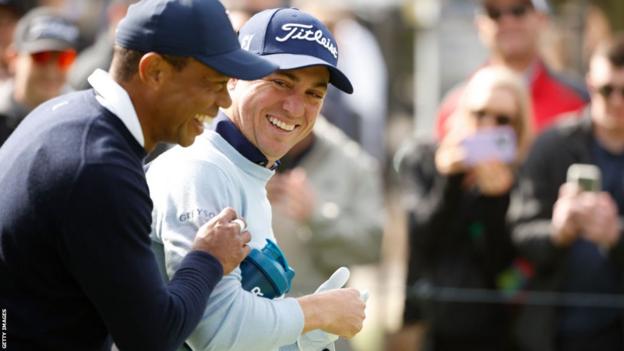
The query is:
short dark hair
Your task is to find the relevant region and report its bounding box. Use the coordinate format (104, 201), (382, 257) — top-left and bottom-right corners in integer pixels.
(110, 46), (190, 82)
(594, 33), (624, 68)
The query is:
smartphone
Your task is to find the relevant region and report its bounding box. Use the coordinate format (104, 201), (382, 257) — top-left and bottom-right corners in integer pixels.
(566, 164), (602, 192)
(461, 126), (517, 165)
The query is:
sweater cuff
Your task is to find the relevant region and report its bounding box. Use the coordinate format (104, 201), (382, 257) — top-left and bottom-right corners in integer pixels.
(172, 250), (224, 292)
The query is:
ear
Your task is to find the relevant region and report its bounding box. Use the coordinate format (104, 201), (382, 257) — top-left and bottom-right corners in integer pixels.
(137, 52), (171, 88)
(228, 78), (238, 91)
(227, 78), (239, 92)
(4, 44), (17, 75)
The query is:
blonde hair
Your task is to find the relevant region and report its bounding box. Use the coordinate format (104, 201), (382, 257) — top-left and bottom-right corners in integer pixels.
(448, 66), (534, 163)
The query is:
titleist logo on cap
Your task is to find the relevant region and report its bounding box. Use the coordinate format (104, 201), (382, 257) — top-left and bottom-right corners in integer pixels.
(275, 23), (338, 59)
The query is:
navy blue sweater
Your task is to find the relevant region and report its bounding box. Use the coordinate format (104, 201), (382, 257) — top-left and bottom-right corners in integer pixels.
(0, 90), (223, 350)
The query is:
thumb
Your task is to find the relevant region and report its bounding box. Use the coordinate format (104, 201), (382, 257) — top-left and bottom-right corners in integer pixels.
(360, 290), (369, 303)
(315, 267), (350, 293)
(211, 207), (238, 224)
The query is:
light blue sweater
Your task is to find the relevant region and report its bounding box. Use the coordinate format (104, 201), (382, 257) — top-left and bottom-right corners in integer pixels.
(147, 130), (304, 351)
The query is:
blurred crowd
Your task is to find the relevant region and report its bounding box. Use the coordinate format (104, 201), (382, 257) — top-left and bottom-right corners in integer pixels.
(2, 0), (624, 350)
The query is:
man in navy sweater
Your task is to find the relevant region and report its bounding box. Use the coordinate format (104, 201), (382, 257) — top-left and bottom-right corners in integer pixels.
(0, 1), (277, 350)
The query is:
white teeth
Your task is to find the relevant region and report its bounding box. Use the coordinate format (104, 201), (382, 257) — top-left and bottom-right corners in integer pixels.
(194, 114), (212, 123)
(268, 116), (295, 131)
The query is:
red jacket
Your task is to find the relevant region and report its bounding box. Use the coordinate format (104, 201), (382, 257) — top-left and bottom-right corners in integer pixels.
(436, 61), (589, 139)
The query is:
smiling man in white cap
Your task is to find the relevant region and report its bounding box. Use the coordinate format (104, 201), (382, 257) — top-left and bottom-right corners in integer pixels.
(0, 0), (279, 350)
(147, 7), (366, 351)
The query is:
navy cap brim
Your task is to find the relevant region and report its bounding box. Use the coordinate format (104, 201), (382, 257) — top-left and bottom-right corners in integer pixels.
(197, 48), (278, 81)
(260, 53), (353, 94)
(20, 39), (74, 53)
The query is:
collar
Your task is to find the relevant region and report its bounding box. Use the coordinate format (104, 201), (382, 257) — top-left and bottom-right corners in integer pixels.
(88, 69), (144, 147)
(482, 58), (542, 85)
(524, 60), (539, 85)
(525, 59), (548, 85)
(212, 112), (280, 170)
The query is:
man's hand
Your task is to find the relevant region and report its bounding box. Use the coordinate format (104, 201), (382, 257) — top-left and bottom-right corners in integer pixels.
(267, 169), (315, 222)
(551, 183), (582, 247)
(578, 192), (621, 248)
(300, 289), (365, 338)
(191, 207), (251, 274)
(297, 267), (366, 338)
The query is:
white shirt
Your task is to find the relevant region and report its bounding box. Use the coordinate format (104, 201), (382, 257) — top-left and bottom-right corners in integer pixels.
(88, 69), (144, 147)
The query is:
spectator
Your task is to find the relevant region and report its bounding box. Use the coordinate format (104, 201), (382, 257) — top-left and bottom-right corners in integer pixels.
(0, 0), (277, 349)
(0, 6), (77, 144)
(0, 7), (78, 145)
(399, 66), (533, 351)
(267, 116), (384, 350)
(509, 34), (624, 351)
(147, 8), (366, 351)
(436, 0), (588, 138)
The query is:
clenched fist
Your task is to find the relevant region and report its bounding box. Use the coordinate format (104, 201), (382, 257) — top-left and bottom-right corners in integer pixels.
(191, 207), (251, 274)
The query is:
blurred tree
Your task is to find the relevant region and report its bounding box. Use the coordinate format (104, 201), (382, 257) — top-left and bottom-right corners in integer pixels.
(552, 0), (624, 32)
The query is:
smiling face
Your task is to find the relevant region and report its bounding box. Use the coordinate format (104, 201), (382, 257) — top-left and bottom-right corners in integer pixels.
(150, 57), (232, 147)
(227, 65), (330, 167)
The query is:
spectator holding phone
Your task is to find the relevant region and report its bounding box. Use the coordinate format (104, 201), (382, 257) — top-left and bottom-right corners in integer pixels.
(509, 34), (624, 351)
(436, 0), (588, 139)
(397, 66), (533, 351)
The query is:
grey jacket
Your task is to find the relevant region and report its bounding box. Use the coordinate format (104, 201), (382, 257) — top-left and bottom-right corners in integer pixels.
(271, 117), (384, 297)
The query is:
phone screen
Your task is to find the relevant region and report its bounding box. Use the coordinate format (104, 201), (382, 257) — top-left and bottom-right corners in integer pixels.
(461, 126), (517, 165)
(566, 164), (602, 192)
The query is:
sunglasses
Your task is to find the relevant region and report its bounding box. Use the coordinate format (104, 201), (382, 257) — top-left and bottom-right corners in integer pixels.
(596, 84), (624, 99)
(484, 3), (532, 21)
(30, 50), (76, 71)
(472, 109), (514, 126)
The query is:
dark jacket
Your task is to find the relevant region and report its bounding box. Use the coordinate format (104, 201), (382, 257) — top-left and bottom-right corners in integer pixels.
(0, 90), (223, 351)
(399, 138), (514, 346)
(0, 80), (30, 146)
(509, 109), (624, 351)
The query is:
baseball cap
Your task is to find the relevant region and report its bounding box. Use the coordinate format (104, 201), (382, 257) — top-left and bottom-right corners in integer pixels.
(115, 0), (277, 81)
(238, 8), (354, 94)
(530, 0), (550, 13)
(480, 0), (550, 13)
(0, 0), (36, 16)
(13, 7), (79, 54)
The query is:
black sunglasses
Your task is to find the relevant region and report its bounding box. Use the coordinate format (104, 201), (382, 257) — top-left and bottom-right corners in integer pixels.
(484, 3), (532, 21)
(597, 84), (624, 99)
(472, 109), (514, 126)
